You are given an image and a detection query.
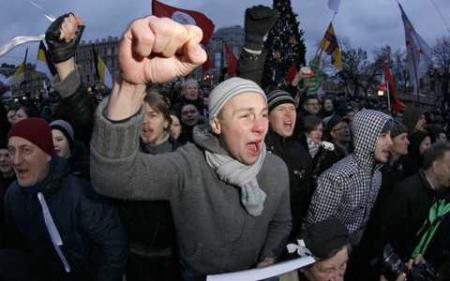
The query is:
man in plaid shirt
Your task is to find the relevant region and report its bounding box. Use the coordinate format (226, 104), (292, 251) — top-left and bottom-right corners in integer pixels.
(304, 109), (393, 246)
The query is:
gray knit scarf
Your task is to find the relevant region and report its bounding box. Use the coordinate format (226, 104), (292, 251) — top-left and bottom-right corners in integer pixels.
(205, 145), (267, 216)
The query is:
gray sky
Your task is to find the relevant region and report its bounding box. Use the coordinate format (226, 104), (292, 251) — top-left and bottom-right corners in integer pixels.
(1, 0), (450, 66)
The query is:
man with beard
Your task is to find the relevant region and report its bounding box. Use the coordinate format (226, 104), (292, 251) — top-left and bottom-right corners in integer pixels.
(380, 142), (450, 264)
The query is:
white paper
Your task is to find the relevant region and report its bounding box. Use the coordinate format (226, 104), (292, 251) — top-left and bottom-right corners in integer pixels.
(206, 256), (315, 281)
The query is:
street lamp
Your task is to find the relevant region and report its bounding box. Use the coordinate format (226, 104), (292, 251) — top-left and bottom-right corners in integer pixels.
(378, 82), (386, 97)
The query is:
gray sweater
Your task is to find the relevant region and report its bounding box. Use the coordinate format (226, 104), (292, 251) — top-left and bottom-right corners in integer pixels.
(90, 100), (292, 275)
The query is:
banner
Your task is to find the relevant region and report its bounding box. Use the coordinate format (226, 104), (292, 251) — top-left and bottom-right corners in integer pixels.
(152, 0), (215, 44)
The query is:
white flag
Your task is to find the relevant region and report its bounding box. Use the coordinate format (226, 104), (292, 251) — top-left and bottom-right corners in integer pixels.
(399, 3), (432, 96)
(328, 0), (341, 14)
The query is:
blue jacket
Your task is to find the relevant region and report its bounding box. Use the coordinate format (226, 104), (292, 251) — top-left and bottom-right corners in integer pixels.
(4, 157), (127, 281)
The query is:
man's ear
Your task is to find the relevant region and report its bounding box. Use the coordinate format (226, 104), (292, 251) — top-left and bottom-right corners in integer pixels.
(330, 130), (337, 140)
(210, 118), (222, 135)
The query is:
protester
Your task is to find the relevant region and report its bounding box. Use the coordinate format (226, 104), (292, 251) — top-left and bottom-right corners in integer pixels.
(0, 138), (15, 246)
(300, 115), (324, 160)
(265, 89), (313, 239)
(178, 103), (207, 143)
(84, 13), (293, 281)
(312, 114), (351, 177)
(6, 108), (16, 125)
(50, 119), (90, 179)
(402, 105), (426, 135)
(379, 142), (450, 263)
(0, 138), (15, 190)
(2, 118), (127, 281)
(50, 120), (74, 159)
(293, 218), (350, 281)
(170, 113), (182, 141)
(403, 130), (432, 177)
(171, 79), (205, 117)
(121, 91), (180, 281)
(321, 97), (335, 118)
(353, 120), (410, 280)
(304, 109), (393, 245)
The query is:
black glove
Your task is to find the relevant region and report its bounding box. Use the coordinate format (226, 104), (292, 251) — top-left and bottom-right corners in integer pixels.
(244, 5), (278, 50)
(45, 13), (85, 64)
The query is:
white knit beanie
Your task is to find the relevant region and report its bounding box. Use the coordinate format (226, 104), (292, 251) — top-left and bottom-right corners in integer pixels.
(208, 77), (266, 120)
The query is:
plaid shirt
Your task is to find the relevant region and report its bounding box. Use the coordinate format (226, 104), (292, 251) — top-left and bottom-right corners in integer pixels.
(304, 109), (392, 245)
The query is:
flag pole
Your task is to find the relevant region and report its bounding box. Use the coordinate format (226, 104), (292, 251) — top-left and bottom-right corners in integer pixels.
(386, 77), (392, 113)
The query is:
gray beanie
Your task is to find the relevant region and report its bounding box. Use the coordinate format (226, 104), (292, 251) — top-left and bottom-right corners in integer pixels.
(50, 119), (75, 149)
(208, 77), (266, 120)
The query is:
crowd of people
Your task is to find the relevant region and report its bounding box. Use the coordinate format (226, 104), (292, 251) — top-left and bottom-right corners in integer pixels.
(0, 5), (450, 281)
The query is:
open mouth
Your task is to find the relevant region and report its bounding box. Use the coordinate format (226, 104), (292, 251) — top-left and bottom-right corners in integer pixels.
(283, 120), (293, 128)
(15, 168), (28, 178)
(247, 140), (262, 155)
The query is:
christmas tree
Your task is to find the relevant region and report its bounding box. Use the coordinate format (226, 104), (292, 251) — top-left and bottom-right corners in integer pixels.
(263, 0), (306, 88)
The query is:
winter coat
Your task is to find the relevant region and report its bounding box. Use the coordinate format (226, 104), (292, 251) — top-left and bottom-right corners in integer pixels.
(52, 69), (97, 147)
(265, 128), (313, 239)
(3, 157), (127, 281)
(90, 99), (292, 276)
(121, 137), (180, 257)
(379, 170), (443, 260)
(304, 109), (392, 245)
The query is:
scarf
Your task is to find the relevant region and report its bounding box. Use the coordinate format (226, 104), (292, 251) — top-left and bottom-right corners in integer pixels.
(205, 144), (267, 216)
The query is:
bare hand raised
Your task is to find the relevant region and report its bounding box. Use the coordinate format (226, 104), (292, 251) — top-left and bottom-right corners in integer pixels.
(107, 16), (207, 120)
(119, 16), (207, 85)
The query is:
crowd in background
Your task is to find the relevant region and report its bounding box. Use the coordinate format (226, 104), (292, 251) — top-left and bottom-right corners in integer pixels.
(0, 6), (450, 281)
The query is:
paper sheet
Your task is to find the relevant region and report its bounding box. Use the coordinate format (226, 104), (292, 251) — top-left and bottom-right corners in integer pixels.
(207, 256), (315, 281)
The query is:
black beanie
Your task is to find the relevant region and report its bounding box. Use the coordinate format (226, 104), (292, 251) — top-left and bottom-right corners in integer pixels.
(266, 90), (295, 112)
(302, 218), (349, 260)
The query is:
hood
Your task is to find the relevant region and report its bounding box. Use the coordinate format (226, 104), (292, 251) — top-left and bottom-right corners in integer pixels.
(352, 109), (392, 168)
(192, 124), (229, 155)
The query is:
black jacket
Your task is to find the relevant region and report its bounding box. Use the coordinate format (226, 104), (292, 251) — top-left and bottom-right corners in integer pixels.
(120, 137), (179, 256)
(52, 69), (97, 147)
(379, 170), (439, 260)
(3, 157), (127, 281)
(265, 129), (313, 239)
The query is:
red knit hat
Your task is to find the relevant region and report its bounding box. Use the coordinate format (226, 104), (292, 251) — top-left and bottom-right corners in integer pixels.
(8, 118), (55, 156)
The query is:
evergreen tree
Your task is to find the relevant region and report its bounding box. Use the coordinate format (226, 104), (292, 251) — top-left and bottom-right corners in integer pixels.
(263, 0), (306, 88)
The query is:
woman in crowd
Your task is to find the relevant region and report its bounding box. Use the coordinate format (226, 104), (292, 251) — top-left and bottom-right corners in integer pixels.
(50, 119), (90, 179)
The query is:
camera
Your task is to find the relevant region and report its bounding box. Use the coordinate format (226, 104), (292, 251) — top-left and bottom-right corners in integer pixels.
(380, 244), (436, 281)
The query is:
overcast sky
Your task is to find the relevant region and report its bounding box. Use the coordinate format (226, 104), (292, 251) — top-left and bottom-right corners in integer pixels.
(1, 0), (450, 66)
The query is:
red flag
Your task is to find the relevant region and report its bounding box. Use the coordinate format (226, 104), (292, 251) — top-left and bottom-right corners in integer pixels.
(383, 63), (406, 112)
(224, 43), (237, 76)
(152, 0), (215, 44)
(284, 64), (298, 83)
